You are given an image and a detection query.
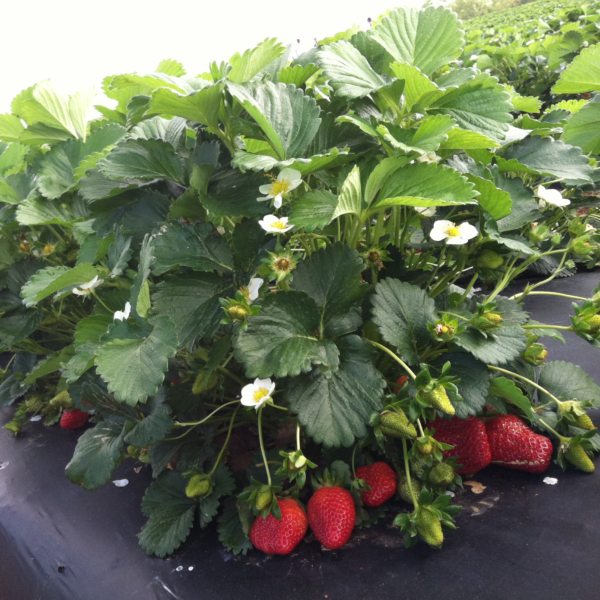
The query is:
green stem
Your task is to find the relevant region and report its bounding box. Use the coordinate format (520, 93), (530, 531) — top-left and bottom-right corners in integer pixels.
(510, 250), (569, 302)
(174, 400), (239, 428)
(417, 419), (425, 437)
(366, 340), (417, 380)
(209, 407), (239, 476)
(510, 290), (587, 302)
(457, 273), (479, 305)
(258, 406), (271, 487)
(351, 444), (359, 479)
(402, 438), (418, 506)
(91, 291), (113, 314)
(538, 419), (567, 442)
(522, 324), (572, 331)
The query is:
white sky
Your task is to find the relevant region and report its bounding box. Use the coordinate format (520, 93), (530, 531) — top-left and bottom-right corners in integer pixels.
(0, 0), (425, 114)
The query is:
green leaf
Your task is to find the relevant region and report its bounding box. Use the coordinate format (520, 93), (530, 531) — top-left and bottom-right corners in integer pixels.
(21, 264), (98, 306)
(467, 175), (512, 220)
(371, 163), (476, 212)
(152, 221), (234, 276)
(317, 40), (387, 99)
(20, 81), (94, 140)
(228, 81), (321, 160)
(99, 138), (185, 184)
(377, 115), (455, 154)
(16, 197), (75, 226)
(278, 64), (320, 87)
(291, 243), (366, 338)
(22, 347), (76, 385)
(157, 59), (186, 77)
(234, 291), (340, 379)
(95, 316), (179, 405)
(147, 84), (223, 131)
(285, 335), (385, 447)
(503, 136), (593, 182)
(106, 228), (133, 278)
(489, 377), (534, 418)
(435, 354), (490, 419)
(231, 218), (273, 273)
(289, 190), (338, 232)
(0, 143), (27, 176)
(152, 273), (233, 347)
(228, 38), (286, 83)
(63, 341), (98, 384)
(364, 157), (409, 206)
(428, 73), (513, 141)
(539, 360), (600, 408)
(454, 326), (527, 366)
(0, 305), (43, 346)
(331, 165), (363, 219)
(439, 128), (501, 150)
(389, 63), (442, 112)
(124, 389), (173, 446)
(139, 471), (196, 557)
(198, 464), (235, 528)
(130, 116), (186, 148)
(218, 498), (252, 556)
(0, 374), (27, 408)
(562, 100), (600, 155)
(78, 380), (137, 420)
(65, 422), (126, 490)
(0, 114), (25, 143)
(552, 44), (600, 94)
(371, 279), (438, 365)
(371, 6), (463, 76)
(129, 233), (155, 318)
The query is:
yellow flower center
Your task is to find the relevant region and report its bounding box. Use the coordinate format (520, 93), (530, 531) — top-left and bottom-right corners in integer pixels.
(253, 387), (270, 403)
(444, 224), (460, 238)
(42, 244), (55, 255)
(240, 286), (250, 301)
(271, 220), (288, 230)
(268, 179), (291, 197)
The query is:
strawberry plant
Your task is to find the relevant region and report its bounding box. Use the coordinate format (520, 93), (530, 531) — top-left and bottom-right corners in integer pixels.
(0, 5), (600, 557)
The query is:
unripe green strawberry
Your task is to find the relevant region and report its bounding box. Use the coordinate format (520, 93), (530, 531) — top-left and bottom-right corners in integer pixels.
(428, 462), (454, 486)
(421, 385), (455, 416)
(475, 249), (504, 270)
(192, 370), (219, 395)
(379, 410), (417, 439)
(256, 489), (273, 511)
(479, 312), (503, 329)
(49, 390), (73, 409)
(415, 439), (433, 455)
(573, 413), (595, 430)
(585, 315), (600, 333)
(416, 508), (444, 547)
(398, 476), (422, 505)
(186, 474), (212, 498)
(411, 456), (428, 480)
(228, 305), (249, 321)
(127, 445), (141, 459)
(565, 443), (595, 473)
(25, 394), (44, 412)
(5, 420), (21, 436)
(139, 447), (151, 464)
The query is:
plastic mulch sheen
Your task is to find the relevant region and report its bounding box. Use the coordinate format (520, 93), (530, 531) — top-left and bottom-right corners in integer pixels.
(1, 271), (600, 600)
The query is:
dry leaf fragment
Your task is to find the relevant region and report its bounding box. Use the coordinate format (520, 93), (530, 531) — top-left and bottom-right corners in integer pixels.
(464, 480), (486, 494)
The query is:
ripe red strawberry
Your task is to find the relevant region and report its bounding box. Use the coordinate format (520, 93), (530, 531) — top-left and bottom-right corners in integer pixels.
(249, 498), (308, 554)
(485, 415), (552, 473)
(430, 415), (491, 476)
(308, 486), (356, 550)
(393, 375), (409, 393)
(355, 462), (397, 507)
(60, 409), (90, 430)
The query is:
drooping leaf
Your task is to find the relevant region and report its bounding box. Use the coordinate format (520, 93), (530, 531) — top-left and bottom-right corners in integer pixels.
(331, 165), (363, 219)
(371, 279), (438, 365)
(152, 221), (234, 275)
(95, 316), (179, 405)
(0, 305), (43, 346)
(489, 376), (534, 418)
(218, 498), (252, 556)
(467, 175), (512, 220)
(454, 326), (527, 366)
(228, 38), (287, 83)
(139, 471), (196, 557)
(16, 197), (75, 226)
(65, 422), (126, 490)
(561, 99), (600, 155)
(285, 335), (385, 447)
(124, 389), (173, 446)
(552, 44), (600, 94)
(291, 243), (367, 338)
(152, 272), (233, 348)
(0, 114), (25, 143)
(106, 228), (133, 278)
(21, 263), (98, 306)
(234, 291), (340, 379)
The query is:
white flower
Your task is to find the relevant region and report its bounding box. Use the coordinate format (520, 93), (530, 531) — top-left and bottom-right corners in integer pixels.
(258, 214), (294, 234)
(240, 278), (263, 303)
(113, 302), (131, 321)
(430, 220), (478, 245)
(586, 224), (595, 232)
(537, 185), (570, 207)
(416, 152), (441, 164)
(416, 207), (437, 218)
(257, 168), (302, 209)
(240, 378), (276, 410)
(469, 54), (479, 61)
(73, 276), (104, 296)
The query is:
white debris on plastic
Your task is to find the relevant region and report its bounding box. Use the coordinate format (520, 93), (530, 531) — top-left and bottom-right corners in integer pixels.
(176, 566), (184, 572)
(444, 490), (455, 497)
(30, 415), (42, 422)
(188, 567), (194, 571)
(112, 479), (129, 487)
(543, 477), (558, 485)
(0, 461), (8, 470)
